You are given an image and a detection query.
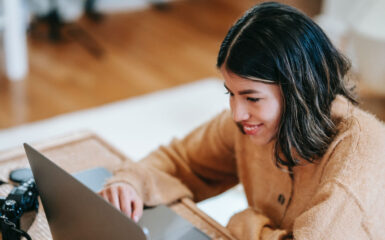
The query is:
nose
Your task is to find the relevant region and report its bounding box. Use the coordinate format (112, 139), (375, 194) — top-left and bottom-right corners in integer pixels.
(231, 99), (250, 122)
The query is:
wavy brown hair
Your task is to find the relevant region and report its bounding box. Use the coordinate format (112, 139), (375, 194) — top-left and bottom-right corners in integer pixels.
(217, 2), (357, 168)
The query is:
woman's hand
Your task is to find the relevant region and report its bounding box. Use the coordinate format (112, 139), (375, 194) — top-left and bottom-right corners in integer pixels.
(99, 182), (143, 222)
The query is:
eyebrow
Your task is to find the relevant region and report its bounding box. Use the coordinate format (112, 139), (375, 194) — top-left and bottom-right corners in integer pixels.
(224, 84), (260, 95)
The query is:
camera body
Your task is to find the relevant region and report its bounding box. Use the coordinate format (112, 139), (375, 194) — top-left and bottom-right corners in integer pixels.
(0, 178), (39, 240)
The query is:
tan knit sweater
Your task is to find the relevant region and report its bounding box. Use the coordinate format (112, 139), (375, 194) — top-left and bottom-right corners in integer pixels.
(107, 95), (385, 239)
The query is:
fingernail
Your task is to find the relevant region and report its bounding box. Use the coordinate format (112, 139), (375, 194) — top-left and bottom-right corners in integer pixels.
(134, 215), (139, 222)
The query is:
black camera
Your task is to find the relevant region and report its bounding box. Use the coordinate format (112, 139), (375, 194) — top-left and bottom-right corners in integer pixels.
(0, 170), (39, 240)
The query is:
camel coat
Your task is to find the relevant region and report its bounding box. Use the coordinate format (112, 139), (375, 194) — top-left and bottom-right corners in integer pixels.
(106, 96), (385, 239)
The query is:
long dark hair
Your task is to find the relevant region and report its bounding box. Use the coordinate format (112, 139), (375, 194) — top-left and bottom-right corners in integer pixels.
(217, 2), (357, 168)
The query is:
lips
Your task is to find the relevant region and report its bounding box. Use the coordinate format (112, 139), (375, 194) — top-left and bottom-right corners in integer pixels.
(242, 123), (263, 135)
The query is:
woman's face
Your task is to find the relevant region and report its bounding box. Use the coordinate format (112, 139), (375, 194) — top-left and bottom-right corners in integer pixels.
(221, 67), (283, 146)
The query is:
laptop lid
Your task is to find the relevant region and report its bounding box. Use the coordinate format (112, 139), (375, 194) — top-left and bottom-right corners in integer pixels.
(24, 143), (147, 240)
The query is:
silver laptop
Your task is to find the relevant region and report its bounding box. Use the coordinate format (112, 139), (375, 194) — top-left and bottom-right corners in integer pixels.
(24, 143), (210, 240)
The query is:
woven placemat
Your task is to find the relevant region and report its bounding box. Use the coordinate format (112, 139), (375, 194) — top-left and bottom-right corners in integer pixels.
(0, 132), (127, 240)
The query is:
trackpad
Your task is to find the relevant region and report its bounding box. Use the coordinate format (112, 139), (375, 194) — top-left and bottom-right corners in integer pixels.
(139, 205), (210, 240)
(73, 167), (112, 192)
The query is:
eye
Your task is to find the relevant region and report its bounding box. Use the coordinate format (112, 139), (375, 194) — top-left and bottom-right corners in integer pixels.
(225, 91), (234, 97)
(247, 97), (260, 102)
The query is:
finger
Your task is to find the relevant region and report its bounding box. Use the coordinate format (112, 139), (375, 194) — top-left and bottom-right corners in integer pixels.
(131, 198), (143, 222)
(99, 191), (108, 201)
(107, 188), (121, 210)
(118, 187), (132, 217)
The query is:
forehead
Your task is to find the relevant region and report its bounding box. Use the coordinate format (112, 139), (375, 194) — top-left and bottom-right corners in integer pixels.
(220, 67), (276, 92)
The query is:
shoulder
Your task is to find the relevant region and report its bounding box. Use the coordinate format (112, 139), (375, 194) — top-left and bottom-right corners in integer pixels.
(320, 96), (385, 215)
(215, 109), (234, 126)
(334, 96), (385, 154)
(185, 109), (238, 149)
(330, 95), (385, 156)
(205, 109), (237, 134)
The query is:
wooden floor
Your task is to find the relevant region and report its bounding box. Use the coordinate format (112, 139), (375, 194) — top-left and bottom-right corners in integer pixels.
(0, 0), (383, 129)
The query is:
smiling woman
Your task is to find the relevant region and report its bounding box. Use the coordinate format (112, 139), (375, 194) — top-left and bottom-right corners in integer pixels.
(99, 2), (385, 240)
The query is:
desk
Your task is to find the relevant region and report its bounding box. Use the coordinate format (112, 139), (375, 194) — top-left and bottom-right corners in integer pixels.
(0, 132), (235, 240)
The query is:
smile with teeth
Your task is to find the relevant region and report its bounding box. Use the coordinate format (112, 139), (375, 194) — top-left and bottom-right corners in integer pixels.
(243, 124), (263, 135)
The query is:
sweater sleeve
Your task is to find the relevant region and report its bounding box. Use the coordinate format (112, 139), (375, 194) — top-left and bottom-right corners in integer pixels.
(105, 110), (239, 206)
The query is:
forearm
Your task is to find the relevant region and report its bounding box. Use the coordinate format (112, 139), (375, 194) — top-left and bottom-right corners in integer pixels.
(105, 159), (194, 206)
(227, 208), (291, 240)
(107, 110), (239, 204)
(227, 182), (369, 240)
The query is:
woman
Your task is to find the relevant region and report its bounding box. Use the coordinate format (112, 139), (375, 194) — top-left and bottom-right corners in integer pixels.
(100, 2), (385, 239)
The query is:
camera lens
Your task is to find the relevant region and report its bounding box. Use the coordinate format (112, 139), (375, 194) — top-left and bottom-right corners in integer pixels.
(9, 168), (34, 184)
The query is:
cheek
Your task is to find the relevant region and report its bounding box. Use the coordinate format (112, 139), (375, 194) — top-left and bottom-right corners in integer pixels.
(255, 101), (282, 124)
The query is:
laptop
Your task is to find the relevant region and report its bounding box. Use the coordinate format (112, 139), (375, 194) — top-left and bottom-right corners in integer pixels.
(24, 143), (210, 240)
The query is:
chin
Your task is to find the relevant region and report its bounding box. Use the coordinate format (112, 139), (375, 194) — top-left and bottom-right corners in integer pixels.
(249, 135), (274, 146)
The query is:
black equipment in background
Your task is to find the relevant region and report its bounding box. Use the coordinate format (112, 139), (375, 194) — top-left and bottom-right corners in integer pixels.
(0, 169), (39, 240)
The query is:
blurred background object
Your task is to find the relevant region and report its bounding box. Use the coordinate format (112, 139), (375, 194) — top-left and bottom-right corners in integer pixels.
(2, 0), (29, 81)
(315, 0), (385, 120)
(0, 0), (169, 82)
(349, 0), (385, 94)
